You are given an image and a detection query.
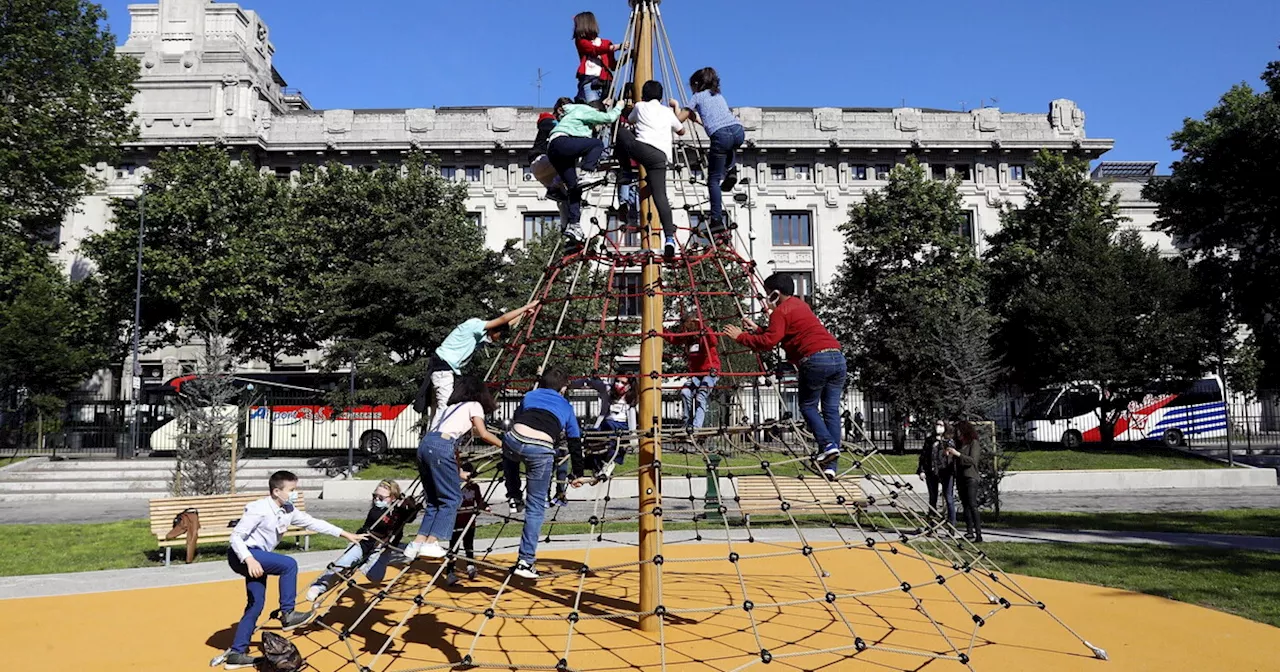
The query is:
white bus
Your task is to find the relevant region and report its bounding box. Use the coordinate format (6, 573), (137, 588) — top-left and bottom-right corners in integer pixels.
(148, 403), (425, 455)
(1020, 375), (1227, 448)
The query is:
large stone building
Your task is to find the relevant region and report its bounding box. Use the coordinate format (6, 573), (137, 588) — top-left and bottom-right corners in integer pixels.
(61, 0), (1168, 389)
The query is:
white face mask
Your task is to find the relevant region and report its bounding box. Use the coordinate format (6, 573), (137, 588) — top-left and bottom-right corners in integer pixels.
(286, 490), (299, 505)
(934, 424), (945, 436)
(373, 499), (390, 510)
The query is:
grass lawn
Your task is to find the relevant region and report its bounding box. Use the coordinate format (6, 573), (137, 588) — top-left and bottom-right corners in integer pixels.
(992, 510), (1280, 537)
(356, 444), (1221, 480)
(0, 457), (27, 468)
(980, 542), (1280, 628)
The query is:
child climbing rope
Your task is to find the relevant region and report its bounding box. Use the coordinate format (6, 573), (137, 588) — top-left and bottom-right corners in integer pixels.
(405, 376), (503, 560)
(501, 368), (587, 579)
(548, 96), (625, 247)
(414, 302), (539, 426)
(614, 79), (686, 258)
(572, 11), (624, 104)
(304, 479), (418, 603)
(722, 274), (846, 479)
(675, 67), (745, 239)
(221, 471), (366, 670)
(444, 461), (489, 585)
(663, 316), (720, 429)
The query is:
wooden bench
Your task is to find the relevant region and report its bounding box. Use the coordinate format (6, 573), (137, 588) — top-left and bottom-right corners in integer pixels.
(149, 492), (315, 566)
(731, 475), (868, 516)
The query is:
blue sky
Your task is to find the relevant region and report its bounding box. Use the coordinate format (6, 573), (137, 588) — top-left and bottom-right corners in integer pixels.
(99, 0), (1278, 170)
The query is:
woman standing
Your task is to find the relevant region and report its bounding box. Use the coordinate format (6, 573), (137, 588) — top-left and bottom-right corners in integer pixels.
(947, 421), (984, 542)
(917, 419), (956, 525)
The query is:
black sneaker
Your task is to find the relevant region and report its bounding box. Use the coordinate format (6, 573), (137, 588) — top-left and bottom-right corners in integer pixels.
(721, 167), (739, 192)
(223, 652), (258, 669)
(279, 609), (316, 631)
(443, 574), (460, 587)
(507, 498), (524, 515)
(663, 237), (677, 260)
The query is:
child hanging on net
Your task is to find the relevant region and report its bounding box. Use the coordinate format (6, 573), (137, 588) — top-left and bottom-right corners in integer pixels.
(663, 316), (721, 430)
(675, 67), (745, 239)
(548, 96), (625, 246)
(723, 274), (846, 480)
(304, 479), (420, 603)
(572, 11), (624, 104)
(614, 80), (686, 259)
(443, 461), (490, 586)
(501, 368), (587, 580)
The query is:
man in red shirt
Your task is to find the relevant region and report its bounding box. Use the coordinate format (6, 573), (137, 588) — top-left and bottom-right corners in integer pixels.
(664, 317), (721, 429)
(724, 274), (847, 478)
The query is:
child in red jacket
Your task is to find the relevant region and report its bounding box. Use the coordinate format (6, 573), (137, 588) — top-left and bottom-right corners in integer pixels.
(664, 317), (721, 430)
(573, 11), (623, 104)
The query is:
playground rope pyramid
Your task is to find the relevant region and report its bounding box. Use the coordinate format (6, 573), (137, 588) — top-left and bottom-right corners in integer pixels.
(284, 2), (1108, 669)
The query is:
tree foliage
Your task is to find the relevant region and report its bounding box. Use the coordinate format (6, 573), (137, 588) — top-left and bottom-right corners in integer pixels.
(1143, 52), (1280, 386)
(0, 0), (139, 241)
(987, 152), (1212, 442)
(824, 158), (993, 423)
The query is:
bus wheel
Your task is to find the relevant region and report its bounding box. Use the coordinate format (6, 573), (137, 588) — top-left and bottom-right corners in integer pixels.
(1162, 428), (1184, 449)
(1061, 430), (1083, 450)
(360, 430), (389, 457)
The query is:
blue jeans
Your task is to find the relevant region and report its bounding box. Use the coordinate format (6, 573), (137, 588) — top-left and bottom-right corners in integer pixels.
(416, 432), (461, 540)
(798, 350), (847, 466)
(309, 542), (395, 594)
(576, 74), (604, 103)
(227, 548), (298, 654)
(707, 125), (745, 223)
(549, 135), (606, 225)
(503, 433), (555, 565)
(681, 375), (718, 429)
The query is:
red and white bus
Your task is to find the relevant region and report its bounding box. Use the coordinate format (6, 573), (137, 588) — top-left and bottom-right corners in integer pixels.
(1019, 375), (1228, 448)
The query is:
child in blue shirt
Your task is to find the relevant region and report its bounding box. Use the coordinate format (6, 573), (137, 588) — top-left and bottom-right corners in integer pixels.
(676, 67), (745, 238)
(500, 368), (585, 579)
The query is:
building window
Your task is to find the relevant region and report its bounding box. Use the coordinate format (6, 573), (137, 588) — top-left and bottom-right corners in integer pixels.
(1009, 164), (1026, 181)
(930, 164), (948, 181)
(464, 166), (483, 183)
(613, 272), (642, 317)
(687, 212), (715, 247)
(606, 214), (641, 248)
(777, 272), (814, 304)
(273, 167), (292, 180)
(468, 211), (484, 233)
(954, 164), (972, 181)
(523, 213), (559, 241)
(958, 211), (976, 245)
(439, 166), (458, 181)
(875, 164), (892, 181)
(770, 164), (787, 181)
(851, 164), (868, 181)
(116, 164), (136, 180)
(772, 211), (812, 247)
(794, 164), (812, 182)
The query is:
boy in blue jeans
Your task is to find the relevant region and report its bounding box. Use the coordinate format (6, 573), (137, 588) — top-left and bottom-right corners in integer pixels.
(221, 470), (366, 669)
(501, 368), (586, 579)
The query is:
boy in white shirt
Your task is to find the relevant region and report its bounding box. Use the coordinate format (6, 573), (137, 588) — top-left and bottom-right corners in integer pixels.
(220, 471), (366, 669)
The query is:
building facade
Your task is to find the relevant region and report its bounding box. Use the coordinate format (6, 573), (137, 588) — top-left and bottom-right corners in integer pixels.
(61, 0), (1170, 390)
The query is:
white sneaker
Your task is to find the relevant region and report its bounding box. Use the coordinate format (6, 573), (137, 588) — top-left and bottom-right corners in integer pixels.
(305, 584), (323, 603)
(419, 541), (448, 559)
(577, 170), (606, 185)
(513, 561), (539, 580)
(823, 467), (837, 481)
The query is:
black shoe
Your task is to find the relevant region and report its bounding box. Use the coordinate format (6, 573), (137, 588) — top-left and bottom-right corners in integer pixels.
(279, 609), (316, 631)
(443, 574), (460, 587)
(721, 167), (739, 192)
(973, 535), (984, 543)
(223, 652), (258, 670)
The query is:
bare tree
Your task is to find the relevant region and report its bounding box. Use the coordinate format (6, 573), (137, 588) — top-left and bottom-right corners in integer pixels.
(170, 319), (244, 496)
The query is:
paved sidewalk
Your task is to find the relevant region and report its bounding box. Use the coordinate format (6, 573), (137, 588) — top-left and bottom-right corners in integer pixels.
(2, 487), (1279, 524)
(2, 525), (1276, 601)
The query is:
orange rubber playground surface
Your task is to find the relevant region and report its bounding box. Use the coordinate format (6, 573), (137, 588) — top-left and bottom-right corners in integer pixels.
(3, 540), (1278, 671)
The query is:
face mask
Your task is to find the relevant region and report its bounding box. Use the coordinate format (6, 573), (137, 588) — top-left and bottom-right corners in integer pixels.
(286, 490), (299, 505)
(935, 425), (945, 436)
(373, 499), (390, 510)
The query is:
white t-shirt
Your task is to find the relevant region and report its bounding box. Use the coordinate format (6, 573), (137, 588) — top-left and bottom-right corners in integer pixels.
(628, 100), (683, 162)
(433, 401), (484, 437)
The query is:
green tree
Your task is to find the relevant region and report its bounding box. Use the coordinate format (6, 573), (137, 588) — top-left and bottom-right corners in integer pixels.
(0, 0), (139, 241)
(1143, 53), (1280, 386)
(987, 152), (1211, 446)
(824, 158), (993, 424)
(81, 146), (307, 361)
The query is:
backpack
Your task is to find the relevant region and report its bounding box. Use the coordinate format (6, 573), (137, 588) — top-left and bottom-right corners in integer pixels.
(255, 632), (302, 672)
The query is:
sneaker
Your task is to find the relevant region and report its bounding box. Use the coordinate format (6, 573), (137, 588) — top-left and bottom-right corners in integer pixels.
(443, 574), (460, 587)
(577, 170), (607, 185)
(513, 561), (539, 580)
(563, 223), (586, 244)
(507, 498), (524, 515)
(663, 237), (677, 259)
(721, 167), (739, 192)
(552, 495), (569, 507)
(223, 652), (258, 670)
(467, 564), (477, 580)
(823, 467), (837, 481)
(305, 584), (324, 603)
(817, 444), (841, 461)
(416, 541), (448, 559)
(279, 609), (316, 631)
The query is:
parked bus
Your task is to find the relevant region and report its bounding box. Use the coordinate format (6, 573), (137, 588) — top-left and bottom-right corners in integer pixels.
(1019, 375), (1227, 448)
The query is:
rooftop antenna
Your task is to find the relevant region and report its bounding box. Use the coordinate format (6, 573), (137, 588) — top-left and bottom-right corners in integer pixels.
(533, 68), (551, 108)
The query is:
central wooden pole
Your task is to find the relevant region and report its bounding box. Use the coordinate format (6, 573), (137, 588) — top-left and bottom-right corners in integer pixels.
(631, 0), (663, 634)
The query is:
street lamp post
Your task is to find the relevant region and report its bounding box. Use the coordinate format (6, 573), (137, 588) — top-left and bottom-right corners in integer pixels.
(121, 194), (146, 459)
(734, 180), (763, 439)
